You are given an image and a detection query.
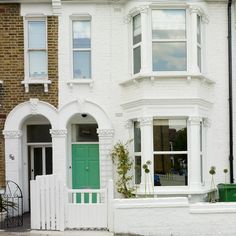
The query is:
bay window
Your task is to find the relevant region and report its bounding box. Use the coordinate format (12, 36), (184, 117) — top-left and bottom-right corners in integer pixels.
(72, 20), (91, 79)
(132, 7), (204, 76)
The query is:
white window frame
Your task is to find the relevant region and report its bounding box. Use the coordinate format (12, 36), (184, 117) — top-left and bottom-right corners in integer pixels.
(70, 14), (92, 82)
(153, 118), (188, 186)
(151, 8), (187, 72)
(23, 16), (51, 93)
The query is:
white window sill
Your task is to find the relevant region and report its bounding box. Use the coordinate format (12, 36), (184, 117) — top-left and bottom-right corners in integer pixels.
(21, 79), (51, 93)
(119, 72), (214, 86)
(67, 79), (94, 88)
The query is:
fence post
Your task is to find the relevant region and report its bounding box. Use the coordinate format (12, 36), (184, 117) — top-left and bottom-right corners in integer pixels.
(107, 179), (114, 232)
(59, 181), (65, 231)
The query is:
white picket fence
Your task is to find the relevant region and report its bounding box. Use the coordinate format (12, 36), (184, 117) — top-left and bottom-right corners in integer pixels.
(30, 175), (65, 231)
(30, 175), (114, 231)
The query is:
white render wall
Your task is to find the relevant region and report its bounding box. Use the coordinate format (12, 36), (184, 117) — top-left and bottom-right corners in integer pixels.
(113, 198), (236, 236)
(58, 0), (231, 189)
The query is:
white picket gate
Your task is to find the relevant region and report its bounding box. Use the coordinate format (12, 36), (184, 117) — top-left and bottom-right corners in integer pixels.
(30, 175), (114, 231)
(30, 175), (65, 231)
(65, 188), (108, 229)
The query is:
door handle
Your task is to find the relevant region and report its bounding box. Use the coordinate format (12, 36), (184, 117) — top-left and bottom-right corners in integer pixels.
(85, 166), (89, 171)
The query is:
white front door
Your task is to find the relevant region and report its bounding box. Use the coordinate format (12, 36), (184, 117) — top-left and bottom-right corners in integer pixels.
(30, 146), (52, 180)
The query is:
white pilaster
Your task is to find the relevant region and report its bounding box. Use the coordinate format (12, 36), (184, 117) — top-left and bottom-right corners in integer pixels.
(188, 117), (202, 190)
(3, 130), (23, 188)
(138, 117), (153, 192)
(50, 129), (67, 183)
(97, 129), (114, 188)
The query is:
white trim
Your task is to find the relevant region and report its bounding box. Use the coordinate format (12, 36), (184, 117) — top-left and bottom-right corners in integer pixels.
(153, 151), (188, 155)
(71, 142), (99, 144)
(23, 16), (49, 92)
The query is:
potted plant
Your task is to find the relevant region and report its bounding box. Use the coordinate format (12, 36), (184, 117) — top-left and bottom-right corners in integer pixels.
(0, 194), (17, 222)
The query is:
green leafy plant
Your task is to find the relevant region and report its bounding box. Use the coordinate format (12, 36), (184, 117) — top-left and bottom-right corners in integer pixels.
(0, 195), (17, 213)
(111, 141), (134, 198)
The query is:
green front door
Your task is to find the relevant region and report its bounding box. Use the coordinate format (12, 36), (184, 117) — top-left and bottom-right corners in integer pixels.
(72, 144), (100, 203)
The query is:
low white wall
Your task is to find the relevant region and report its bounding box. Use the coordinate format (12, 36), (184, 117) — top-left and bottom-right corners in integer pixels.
(113, 198), (236, 236)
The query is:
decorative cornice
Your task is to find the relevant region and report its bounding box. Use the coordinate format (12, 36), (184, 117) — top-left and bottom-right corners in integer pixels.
(203, 118), (211, 128)
(121, 98), (213, 110)
(188, 117), (202, 126)
(124, 4), (149, 24)
(138, 117), (153, 126)
(30, 98), (39, 115)
(125, 120), (133, 129)
(3, 130), (22, 139)
(50, 129), (67, 138)
(189, 5), (209, 24)
(97, 129), (114, 138)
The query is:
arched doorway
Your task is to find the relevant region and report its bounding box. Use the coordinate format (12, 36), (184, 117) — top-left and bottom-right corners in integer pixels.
(3, 99), (58, 213)
(67, 114), (100, 200)
(22, 115), (53, 212)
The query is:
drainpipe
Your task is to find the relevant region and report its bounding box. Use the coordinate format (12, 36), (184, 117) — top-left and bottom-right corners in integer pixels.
(228, 0), (234, 183)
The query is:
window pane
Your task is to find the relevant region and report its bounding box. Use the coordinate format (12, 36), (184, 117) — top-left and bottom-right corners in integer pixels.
(133, 46), (141, 74)
(133, 14), (141, 45)
(27, 125), (52, 143)
(152, 42), (187, 71)
(28, 21), (46, 49)
(134, 121), (141, 152)
(73, 51), (91, 78)
(135, 156), (141, 184)
(33, 148), (43, 179)
(153, 119), (187, 151)
(46, 147), (53, 175)
(73, 21), (91, 48)
(152, 9), (186, 40)
(154, 154), (187, 186)
(197, 15), (201, 44)
(197, 46), (201, 71)
(72, 124), (98, 142)
(29, 51), (47, 77)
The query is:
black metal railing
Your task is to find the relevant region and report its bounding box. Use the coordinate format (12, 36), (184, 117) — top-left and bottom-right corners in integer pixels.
(0, 180), (23, 228)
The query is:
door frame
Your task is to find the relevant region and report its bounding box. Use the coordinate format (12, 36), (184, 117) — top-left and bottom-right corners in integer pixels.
(29, 144), (52, 180)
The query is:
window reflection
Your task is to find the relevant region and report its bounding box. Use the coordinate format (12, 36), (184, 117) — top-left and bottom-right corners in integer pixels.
(154, 154), (187, 186)
(153, 42), (187, 71)
(152, 10), (186, 40)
